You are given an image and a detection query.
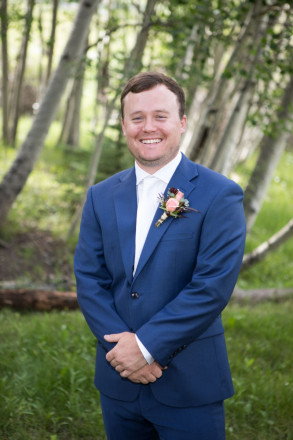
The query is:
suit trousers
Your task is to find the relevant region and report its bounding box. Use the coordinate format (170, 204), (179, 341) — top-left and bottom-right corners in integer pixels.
(100, 385), (225, 440)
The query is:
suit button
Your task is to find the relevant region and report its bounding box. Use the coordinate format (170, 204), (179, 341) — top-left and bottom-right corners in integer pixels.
(131, 292), (139, 299)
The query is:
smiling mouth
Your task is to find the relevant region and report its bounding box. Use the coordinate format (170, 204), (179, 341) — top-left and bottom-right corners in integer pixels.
(140, 139), (162, 144)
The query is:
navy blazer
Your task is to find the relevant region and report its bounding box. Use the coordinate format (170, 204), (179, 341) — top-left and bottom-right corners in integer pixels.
(74, 154), (246, 407)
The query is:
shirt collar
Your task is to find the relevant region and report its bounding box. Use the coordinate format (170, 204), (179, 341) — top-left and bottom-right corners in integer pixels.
(135, 151), (182, 186)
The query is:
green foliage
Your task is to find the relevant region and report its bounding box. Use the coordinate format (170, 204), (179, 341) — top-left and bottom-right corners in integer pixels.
(0, 301), (292, 439)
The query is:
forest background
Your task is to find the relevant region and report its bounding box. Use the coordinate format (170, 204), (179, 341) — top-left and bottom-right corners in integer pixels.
(0, 0), (292, 439)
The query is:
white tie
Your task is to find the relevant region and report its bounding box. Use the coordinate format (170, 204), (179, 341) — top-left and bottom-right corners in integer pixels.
(134, 176), (160, 273)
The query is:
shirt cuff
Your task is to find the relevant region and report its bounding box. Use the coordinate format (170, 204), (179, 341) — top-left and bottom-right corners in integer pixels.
(135, 335), (154, 364)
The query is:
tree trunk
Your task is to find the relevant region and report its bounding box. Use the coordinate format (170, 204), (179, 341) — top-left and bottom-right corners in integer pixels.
(45, 0), (59, 87)
(210, 79), (255, 175)
(201, 0), (268, 169)
(232, 287), (293, 304)
(58, 72), (85, 148)
(185, 0), (262, 164)
(0, 288), (78, 310)
(0, 0), (9, 144)
(175, 23), (201, 81)
(0, 0), (100, 229)
(244, 73), (293, 232)
(241, 218), (293, 271)
(58, 37), (88, 148)
(67, 0), (158, 238)
(124, 0), (157, 76)
(7, 0), (35, 146)
(36, 4), (45, 100)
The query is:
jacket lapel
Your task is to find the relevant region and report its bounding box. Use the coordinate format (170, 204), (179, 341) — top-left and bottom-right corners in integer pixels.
(134, 155), (199, 280)
(113, 167), (137, 283)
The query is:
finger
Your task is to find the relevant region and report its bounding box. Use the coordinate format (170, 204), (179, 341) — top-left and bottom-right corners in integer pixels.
(120, 369), (131, 378)
(104, 333), (121, 343)
(115, 365), (124, 373)
(105, 350), (115, 362)
(156, 367), (163, 377)
(139, 377), (148, 385)
(129, 378), (140, 383)
(147, 374), (157, 383)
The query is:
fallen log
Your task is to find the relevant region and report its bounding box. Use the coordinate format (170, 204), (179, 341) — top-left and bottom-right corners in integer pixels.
(0, 288), (78, 311)
(0, 286), (292, 311)
(232, 287), (293, 303)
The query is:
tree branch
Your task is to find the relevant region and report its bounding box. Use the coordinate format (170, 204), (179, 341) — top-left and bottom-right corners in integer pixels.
(242, 218), (293, 271)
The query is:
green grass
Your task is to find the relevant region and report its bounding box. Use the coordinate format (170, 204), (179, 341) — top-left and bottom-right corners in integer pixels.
(0, 302), (292, 439)
(0, 309), (106, 440)
(224, 301), (293, 440)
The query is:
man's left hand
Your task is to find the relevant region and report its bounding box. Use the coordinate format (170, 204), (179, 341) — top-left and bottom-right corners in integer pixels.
(104, 332), (147, 377)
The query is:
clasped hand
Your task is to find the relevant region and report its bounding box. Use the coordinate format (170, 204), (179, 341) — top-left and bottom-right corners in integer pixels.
(104, 332), (165, 384)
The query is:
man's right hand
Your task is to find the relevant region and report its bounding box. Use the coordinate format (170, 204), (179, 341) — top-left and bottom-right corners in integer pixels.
(127, 361), (166, 384)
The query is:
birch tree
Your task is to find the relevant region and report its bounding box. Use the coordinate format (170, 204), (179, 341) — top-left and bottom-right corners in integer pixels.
(0, 0), (100, 229)
(7, 0), (35, 146)
(244, 74), (293, 233)
(45, 0), (59, 87)
(0, 0), (9, 143)
(58, 37), (88, 149)
(241, 218), (293, 271)
(183, 0), (262, 163)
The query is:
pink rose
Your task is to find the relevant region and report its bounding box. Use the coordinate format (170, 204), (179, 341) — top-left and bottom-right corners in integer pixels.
(175, 191), (184, 201)
(166, 198), (180, 212)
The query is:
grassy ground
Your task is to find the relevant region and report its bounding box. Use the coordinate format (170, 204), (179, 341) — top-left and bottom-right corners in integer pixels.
(0, 301), (292, 440)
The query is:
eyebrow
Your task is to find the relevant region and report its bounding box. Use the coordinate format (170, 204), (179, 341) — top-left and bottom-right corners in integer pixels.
(129, 109), (170, 116)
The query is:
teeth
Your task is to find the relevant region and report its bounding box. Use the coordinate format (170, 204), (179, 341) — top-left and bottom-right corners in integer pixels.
(141, 139), (161, 144)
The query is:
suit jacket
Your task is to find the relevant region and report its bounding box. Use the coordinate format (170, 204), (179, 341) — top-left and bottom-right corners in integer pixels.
(74, 154), (246, 407)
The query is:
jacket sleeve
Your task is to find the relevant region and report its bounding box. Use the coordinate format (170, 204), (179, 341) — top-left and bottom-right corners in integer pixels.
(136, 181), (246, 366)
(74, 187), (130, 351)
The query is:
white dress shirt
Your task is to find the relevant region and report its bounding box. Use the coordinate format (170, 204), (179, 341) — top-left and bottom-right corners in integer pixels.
(134, 152), (182, 364)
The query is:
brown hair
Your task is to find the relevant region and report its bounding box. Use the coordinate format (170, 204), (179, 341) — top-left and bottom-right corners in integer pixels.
(120, 71), (185, 120)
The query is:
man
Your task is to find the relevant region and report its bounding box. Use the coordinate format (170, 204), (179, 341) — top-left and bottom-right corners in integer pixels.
(74, 71), (246, 439)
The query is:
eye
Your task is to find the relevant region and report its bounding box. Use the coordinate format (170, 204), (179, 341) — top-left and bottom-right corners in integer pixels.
(156, 115), (167, 120)
(132, 117), (142, 121)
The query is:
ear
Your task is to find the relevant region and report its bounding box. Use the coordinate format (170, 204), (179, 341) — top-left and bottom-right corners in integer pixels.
(180, 115), (187, 134)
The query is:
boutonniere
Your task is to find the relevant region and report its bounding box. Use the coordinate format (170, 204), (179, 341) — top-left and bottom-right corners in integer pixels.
(155, 187), (199, 227)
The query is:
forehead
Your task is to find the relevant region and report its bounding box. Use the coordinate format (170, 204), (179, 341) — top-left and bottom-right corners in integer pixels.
(123, 85), (179, 114)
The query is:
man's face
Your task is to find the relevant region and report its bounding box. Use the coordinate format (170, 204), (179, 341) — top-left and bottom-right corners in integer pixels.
(121, 85), (187, 173)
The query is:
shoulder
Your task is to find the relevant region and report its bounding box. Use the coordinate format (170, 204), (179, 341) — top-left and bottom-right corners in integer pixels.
(197, 163), (242, 191)
(180, 153), (243, 196)
(90, 167), (134, 194)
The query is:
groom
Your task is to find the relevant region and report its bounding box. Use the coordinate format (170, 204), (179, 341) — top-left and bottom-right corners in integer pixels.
(74, 71), (246, 439)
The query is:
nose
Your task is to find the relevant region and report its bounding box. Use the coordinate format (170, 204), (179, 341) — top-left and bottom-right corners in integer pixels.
(143, 116), (156, 132)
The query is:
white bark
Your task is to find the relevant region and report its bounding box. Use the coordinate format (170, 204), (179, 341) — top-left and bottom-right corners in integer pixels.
(45, 0), (59, 86)
(244, 74), (293, 232)
(241, 218), (293, 271)
(232, 288), (293, 303)
(184, 0), (263, 164)
(210, 80), (254, 175)
(0, 0), (100, 228)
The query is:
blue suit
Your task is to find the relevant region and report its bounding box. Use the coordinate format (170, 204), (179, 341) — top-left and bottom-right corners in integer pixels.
(74, 154), (246, 421)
